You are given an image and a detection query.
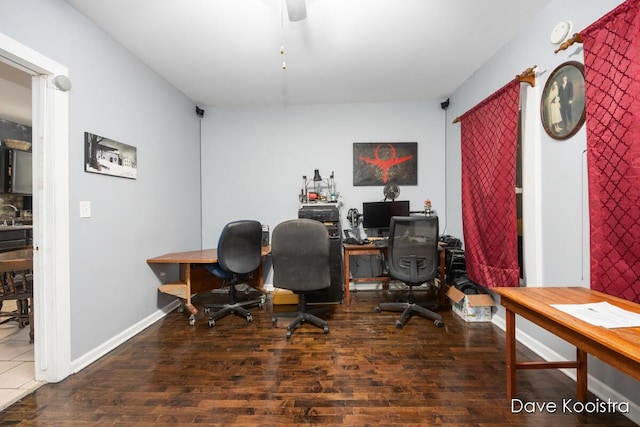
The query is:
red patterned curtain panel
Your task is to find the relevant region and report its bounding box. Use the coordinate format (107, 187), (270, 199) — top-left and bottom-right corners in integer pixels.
(582, 0), (640, 302)
(460, 79), (521, 289)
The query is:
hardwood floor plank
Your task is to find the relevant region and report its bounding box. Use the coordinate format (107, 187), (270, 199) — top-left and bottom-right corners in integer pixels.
(0, 291), (636, 426)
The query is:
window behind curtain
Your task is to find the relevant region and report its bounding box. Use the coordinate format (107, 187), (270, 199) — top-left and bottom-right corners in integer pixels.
(582, 0), (640, 302)
(460, 79), (521, 289)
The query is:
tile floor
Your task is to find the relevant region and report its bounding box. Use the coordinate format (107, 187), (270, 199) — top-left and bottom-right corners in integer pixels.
(0, 300), (42, 411)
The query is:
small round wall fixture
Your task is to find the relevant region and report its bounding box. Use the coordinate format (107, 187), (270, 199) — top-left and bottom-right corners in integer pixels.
(540, 61), (586, 140)
(550, 20), (573, 44)
(53, 75), (72, 91)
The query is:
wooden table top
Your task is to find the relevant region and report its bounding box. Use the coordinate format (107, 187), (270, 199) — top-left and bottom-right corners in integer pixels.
(0, 248), (33, 273)
(147, 245), (271, 265)
(494, 286), (640, 365)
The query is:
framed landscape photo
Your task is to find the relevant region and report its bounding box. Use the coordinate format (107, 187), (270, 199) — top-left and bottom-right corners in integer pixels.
(540, 61), (586, 140)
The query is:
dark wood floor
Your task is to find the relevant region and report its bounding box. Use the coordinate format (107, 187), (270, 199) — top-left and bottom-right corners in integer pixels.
(0, 290), (636, 426)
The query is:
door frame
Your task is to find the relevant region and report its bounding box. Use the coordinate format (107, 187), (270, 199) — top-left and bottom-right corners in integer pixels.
(0, 32), (71, 382)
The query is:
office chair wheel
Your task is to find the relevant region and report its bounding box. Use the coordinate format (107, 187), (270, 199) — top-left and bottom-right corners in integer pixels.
(208, 318), (215, 327)
(286, 331), (292, 339)
(188, 315), (196, 326)
(246, 314), (253, 323)
(203, 307), (210, 314)
(323, 326), (329, 334)
(374, 306), (382, 313)
(271, 315), (277, 324)
(395, 320), (404, 329)
(177, 305), (184, 313)
(434, 319), (444, 328)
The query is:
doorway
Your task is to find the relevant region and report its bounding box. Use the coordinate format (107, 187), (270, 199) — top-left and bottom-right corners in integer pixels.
(0, 60), (36, 408)
(0, 32), (72, 387)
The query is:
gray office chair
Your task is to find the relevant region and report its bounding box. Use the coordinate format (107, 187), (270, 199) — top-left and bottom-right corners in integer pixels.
(271, 219), (331, 338)
(375, 215), (444, 328)
(203, 220), (266, 327)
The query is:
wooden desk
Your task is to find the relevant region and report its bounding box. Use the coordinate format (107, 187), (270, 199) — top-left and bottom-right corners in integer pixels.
(494, 286), (640, 401)
(343, 242), (446, 307)
(0, 248), (33, 342)
(147, 246), (270, 325)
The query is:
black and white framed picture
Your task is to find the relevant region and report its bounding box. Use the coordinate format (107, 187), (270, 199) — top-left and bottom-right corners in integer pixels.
(84, 132), (137, 179)
(353, 142), (417, 186)
(540, 61), (586, 140)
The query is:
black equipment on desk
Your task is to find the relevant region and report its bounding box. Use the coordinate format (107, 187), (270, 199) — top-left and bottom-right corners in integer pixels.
(298, 205), (343, 304)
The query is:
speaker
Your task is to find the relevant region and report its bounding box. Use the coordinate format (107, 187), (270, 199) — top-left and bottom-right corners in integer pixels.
(262, 225), (270, 246)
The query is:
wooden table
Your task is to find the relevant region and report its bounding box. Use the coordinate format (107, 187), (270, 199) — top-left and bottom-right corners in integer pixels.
(147, 246), (270, 325)
(494, 286), (640, 401)
(343, 241), (446, 307)
(0, 248), (33, 342)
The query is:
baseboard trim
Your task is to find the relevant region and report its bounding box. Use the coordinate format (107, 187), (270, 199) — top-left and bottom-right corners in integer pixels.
(70, 300), (180, 374)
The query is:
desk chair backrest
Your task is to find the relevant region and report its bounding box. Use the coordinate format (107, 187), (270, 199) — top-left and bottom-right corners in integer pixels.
(388, 216), (439, 286)
(272, 219), (330, 292)
(217, 220), (263, 275)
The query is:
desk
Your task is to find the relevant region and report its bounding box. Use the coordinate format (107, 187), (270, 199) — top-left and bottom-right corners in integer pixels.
(494, 286), (640, 401)
(343, 242), (446, 307)
(147, 246), (270, 325)
(0, 248), (33, 342)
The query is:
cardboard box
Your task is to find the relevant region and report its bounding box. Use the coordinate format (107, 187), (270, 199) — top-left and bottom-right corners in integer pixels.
(272, 288), (299, 305)
(447, 286), (495, 322)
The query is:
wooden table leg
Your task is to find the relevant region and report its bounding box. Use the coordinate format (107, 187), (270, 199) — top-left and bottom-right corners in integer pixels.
(343, 249), (351, 306)
(505, 308), (516, 400)
(576, 348), (588, 401)
(438, 249), (446, 308)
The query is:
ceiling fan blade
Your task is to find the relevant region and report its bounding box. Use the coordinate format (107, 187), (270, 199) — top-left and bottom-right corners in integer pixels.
(286, 0), (307, 22)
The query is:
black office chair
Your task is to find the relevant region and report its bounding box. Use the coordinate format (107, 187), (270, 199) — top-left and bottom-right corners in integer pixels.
(271, 219), (331, 338)
(375, 216), (444, 328)
(203, 220), (265, 327)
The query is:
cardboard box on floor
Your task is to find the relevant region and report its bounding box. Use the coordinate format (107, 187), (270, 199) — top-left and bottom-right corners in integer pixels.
(447, 286), (495, 322)
(272, 288), (299, 305)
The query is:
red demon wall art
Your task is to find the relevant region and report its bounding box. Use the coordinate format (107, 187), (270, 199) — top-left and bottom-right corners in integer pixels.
(353, 142), (417, 186)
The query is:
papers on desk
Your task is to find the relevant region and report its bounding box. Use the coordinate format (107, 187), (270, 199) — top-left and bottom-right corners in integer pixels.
(550, 301), (640, 329)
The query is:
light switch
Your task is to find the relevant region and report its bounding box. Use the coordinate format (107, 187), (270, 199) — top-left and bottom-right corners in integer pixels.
(79, 201), (91, 218)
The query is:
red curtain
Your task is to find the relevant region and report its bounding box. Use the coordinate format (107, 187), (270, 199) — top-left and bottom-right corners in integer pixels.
(460, 80), (521, 289)
(582, 0), (640, 302)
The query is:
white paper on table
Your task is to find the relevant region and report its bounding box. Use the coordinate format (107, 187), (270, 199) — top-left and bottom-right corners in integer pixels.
(550, 301), (640, 329)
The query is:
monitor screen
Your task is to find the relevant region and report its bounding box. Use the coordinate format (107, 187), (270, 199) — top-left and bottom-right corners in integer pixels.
(362, 201), (410, 229)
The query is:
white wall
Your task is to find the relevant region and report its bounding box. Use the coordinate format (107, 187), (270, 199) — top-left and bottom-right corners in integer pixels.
(447, 0), (639, 420)
(0, 0), (202, 361)
(201, 101), (447, 250)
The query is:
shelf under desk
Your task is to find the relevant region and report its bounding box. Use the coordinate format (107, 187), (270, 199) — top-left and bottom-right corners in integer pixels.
(147, 246), (270, 324)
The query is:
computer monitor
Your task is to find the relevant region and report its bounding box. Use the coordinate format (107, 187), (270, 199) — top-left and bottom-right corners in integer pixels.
(362, 200), (410, 229)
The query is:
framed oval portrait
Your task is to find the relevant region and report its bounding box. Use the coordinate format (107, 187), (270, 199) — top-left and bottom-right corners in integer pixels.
(540, 61), (586, 140)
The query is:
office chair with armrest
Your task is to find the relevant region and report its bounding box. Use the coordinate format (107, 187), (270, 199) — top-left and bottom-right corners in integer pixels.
(375, 216), (444, 328)
(271, 219), (331, 338)
(203, 220), (266, 327)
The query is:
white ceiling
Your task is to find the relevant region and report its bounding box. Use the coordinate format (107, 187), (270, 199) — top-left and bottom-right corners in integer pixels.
(62, 0), (553, 107)
(0, 61), (32, 125)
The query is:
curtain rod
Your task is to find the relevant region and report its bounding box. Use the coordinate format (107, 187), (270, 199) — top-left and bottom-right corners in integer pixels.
(516, 65), (537, 87)
(554, 33), (583, 54)
(452, 64), (536, 124)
